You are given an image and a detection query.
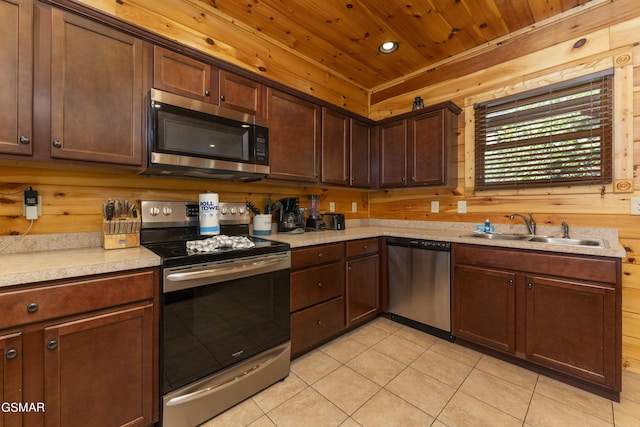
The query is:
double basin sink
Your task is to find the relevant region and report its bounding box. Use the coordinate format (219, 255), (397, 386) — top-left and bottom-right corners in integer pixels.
(464, 232), (607, 248)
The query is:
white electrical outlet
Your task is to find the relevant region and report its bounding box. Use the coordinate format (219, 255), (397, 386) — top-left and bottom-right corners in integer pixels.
(351, 202), (358, 212)
(329, 202), (335, 212)
(431, 201), (439, 213)
(631, 197), (640, 215)
(458, 200), (467, 214)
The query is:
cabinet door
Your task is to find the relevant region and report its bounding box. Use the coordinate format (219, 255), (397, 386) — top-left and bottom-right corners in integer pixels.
(219, 70), (263, 116)
(153, 45), (213, 101)
(350, 119), (372, 188)
(347, 254), (379, 326)
(408, 110), (445, 186)
(0, 0), (32, 156)
(321, 108), (349, 186)
(379, 119), (407, 187)
(44, 304), (154, 427)
(47, 8), (143, 165)
(266, 89), (320, 182)
(0, 332), (22, 427)
(525, 275), (617, 388)
(453, 265), (516, 354)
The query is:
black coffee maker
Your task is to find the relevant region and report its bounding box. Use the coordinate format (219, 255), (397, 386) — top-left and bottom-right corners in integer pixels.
(276, 197), (305, 234)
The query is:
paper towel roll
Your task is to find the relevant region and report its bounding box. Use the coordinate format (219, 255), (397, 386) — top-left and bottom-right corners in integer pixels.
(199, 193), (220, 235)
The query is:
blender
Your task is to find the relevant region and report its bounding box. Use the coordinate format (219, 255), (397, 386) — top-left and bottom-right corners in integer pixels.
(305, 195), (326, 231)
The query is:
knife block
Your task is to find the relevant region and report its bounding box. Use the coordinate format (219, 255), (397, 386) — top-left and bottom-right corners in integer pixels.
(102, 218), (141, 249)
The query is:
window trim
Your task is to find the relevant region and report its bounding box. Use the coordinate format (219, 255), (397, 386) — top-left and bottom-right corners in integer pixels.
(473, 69), (613, 191)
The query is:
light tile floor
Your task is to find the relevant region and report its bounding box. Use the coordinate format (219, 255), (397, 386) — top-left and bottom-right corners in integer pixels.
(201, 317), (640, 426)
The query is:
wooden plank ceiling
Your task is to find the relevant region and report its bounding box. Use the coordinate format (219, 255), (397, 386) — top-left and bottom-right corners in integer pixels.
(194, 0), (594, 91)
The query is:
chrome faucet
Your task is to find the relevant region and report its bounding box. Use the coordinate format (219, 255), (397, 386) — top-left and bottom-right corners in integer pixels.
(509, 212), (536, 235)
(561, 221), (570, 238)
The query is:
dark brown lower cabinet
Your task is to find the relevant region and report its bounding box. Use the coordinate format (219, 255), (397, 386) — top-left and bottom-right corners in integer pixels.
(452, 243), (621, 400)
(346, 239), (380, 327)
(0, 269), (159, 427)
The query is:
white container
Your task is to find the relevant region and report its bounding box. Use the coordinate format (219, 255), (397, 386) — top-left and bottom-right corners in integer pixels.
(253, 214), (272, 236)
(199, 193), (220, 235)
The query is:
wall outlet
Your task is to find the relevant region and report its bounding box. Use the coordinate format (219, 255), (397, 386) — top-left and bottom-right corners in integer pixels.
(351, 202), (358, 212)
(23, 194), (42, 220)
(631, 197), (640, 215)
(329, 202), (335, 212)
(431, 201), (439, 213)
(458, 200), (467, 214)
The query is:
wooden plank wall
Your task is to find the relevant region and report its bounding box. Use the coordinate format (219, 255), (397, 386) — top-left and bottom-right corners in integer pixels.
(369, 30), (640, 373)
(0, 165), (369, 237)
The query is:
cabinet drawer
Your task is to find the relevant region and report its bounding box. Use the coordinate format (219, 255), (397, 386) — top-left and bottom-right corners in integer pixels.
(291, 243), (344, 269)
(291, 297), (345, 354)
(346, 238), (379, 258)
(0, 270), (156, 329)
(291, 263), (344, 311)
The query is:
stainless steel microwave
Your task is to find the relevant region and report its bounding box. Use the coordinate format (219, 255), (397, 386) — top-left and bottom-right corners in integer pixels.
(141, 88), (269, 182)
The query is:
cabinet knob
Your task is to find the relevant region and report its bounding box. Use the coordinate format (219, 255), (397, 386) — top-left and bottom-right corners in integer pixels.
(317, 320), (323, 326)
(205, 90), (210, 96)
(318, 253), (324, 258)
(317, 282), (323, 288)
(363, 245), (368, 250)
(402, 177), (406, 183)
(220, 95), (226, 101)
(508, 279), (514, 286)
(527, 283), (533, 289)
(19, 136), (30, 144)
(52, 139), (62, 148)
(26, 302), (39, 313)
(47, 340), (58, 350)
(5, 349), (18, 359)
(411, 177), (416, 182)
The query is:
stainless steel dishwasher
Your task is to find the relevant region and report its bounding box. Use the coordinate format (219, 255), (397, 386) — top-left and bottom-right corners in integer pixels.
(386, 237), (453, 341)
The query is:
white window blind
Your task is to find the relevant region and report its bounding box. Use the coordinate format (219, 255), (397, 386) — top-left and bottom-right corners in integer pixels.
(474, 70), (613, 190)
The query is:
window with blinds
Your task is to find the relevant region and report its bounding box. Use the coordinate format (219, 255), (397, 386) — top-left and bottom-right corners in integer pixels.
(474, 70), (613, 190)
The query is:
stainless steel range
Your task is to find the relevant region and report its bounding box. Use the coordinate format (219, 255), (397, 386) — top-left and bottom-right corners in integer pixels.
(140, 201), (291, 427)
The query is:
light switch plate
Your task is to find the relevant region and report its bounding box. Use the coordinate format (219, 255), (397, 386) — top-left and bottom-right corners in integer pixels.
(631, 197), (640, 215)
(329, 202), (335, 212)
(431, 201), (439, 213)
(458, 200), (467, 214)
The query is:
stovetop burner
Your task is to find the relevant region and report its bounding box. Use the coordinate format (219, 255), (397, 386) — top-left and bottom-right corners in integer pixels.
(139, 200), (289, 268)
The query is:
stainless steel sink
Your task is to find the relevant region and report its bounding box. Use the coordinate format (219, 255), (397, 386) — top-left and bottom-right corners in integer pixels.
(465, 233), (531, 240)
(463, 233), (606, 247)
(527, 236), (606, 247)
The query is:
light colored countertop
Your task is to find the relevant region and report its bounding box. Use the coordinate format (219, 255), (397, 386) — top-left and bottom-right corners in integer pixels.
(0, 220), (625, 288)
(0, 233), (160, 288)
(263, 219), (627, 258)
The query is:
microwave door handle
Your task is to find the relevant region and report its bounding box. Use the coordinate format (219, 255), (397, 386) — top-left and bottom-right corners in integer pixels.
(165, 256), (286, 282)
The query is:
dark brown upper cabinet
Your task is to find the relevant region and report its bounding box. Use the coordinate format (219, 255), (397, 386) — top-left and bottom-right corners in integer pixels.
(0, 0), (33, 156)
(266, 88), (320, 182)
(379, 104), (460, 188)
(153, 46), (264, 117)
(35, 3), (144, 166)
(321, 108), (373, 188)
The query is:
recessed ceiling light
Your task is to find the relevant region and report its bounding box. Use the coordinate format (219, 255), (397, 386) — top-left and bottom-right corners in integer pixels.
(379, 41), (399, 54)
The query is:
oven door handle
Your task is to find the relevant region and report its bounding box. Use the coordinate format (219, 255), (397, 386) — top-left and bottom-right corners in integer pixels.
(165, 256), (287, 283)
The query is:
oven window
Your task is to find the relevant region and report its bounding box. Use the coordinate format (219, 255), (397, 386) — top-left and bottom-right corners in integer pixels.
(157, 110), (250, 162)
(162, 269), (290, 393)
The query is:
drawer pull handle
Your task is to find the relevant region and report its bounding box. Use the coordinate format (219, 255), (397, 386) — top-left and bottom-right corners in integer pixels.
(26, 302), (39, 313)
(5, 349), (18, 359)
(508, 279), (514, 286)
(317, 320), (323, 326)
(363, 245), (368, 249)
(47, 340), (58, 350)
(527, 283), (533, 289)
(317, 282), (323, 288)
(318, 253), (324, 258)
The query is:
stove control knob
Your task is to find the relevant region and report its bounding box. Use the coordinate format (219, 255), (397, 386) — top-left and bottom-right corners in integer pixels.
(221, 207), (229, 215)
(230, 207), (237, 214)
(239, 207), (246, 214)
(162, 206), (172, 216)
(149, 206), (160, 216)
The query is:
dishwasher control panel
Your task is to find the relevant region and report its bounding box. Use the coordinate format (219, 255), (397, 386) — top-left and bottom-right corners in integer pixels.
(387, 237), (451, 251)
